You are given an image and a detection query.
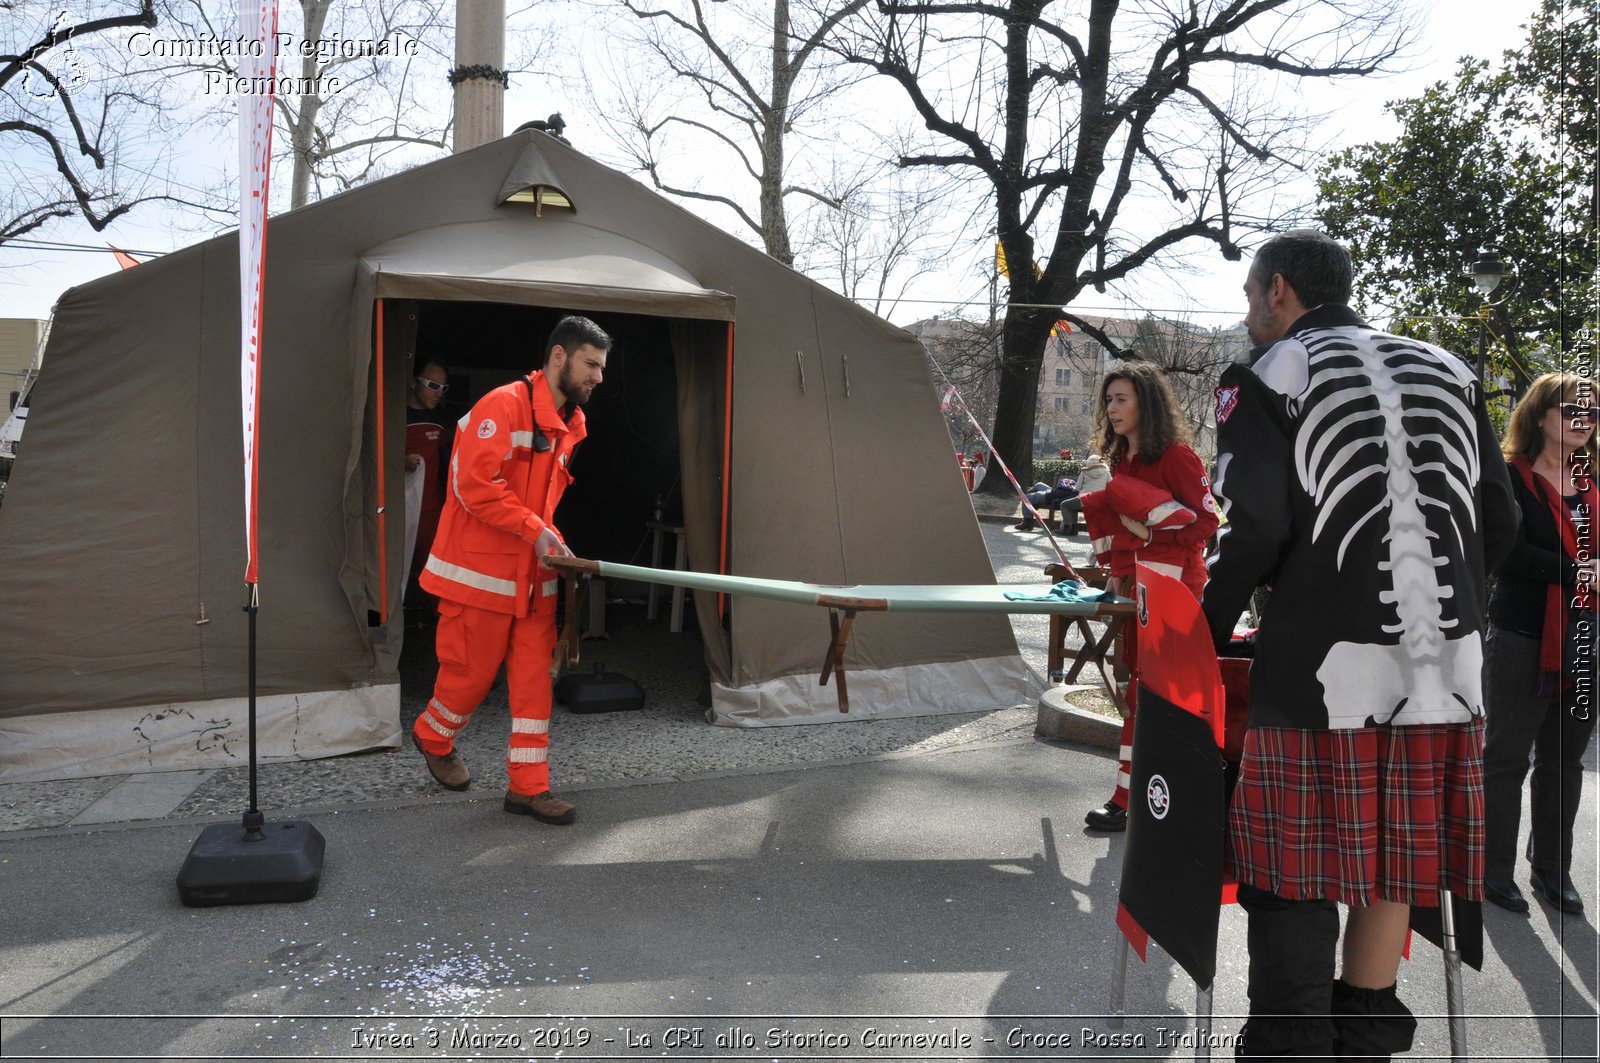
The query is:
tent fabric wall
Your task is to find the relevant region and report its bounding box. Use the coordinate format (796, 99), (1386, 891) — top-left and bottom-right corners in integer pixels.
(0, 131), (1022, 783)
(671, 319), (734, 687)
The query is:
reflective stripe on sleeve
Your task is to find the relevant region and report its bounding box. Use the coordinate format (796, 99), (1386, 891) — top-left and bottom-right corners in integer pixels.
(1143, 498), (1194, 527)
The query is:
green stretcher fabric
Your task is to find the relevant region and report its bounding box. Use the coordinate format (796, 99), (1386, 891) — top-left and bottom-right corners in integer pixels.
(568, 558), (1119, 615)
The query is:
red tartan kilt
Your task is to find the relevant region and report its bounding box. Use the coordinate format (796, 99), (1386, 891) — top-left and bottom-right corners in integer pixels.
(1225, 719), (1484, 907)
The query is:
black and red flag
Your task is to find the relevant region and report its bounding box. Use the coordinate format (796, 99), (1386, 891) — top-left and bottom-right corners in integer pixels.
(1115, 563), (1231, 990)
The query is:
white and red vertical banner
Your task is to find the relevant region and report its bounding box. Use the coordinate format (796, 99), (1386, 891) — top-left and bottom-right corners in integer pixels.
(238, 1), (281, 585)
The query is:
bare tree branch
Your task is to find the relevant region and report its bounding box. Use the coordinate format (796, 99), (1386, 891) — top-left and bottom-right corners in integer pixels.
(608, 0), (875, 264)
(0, 0), (155, 91)
(825, 0), (1413, 490)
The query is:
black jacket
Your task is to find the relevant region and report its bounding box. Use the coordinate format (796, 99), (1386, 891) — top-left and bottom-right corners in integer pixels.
(1202, 305), (1520, 729)
(1488, 464), (1583, 637)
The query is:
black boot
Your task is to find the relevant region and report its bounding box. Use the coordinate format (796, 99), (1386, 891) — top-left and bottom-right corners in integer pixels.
(1330, 979), (1416, 1061)
(1235, 884), (1340, 1057)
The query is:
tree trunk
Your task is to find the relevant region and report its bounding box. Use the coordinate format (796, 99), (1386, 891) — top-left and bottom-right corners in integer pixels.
(290, 1), (333, 210)
(761, 0), (794, 265)
(978, 310), (1052, 497)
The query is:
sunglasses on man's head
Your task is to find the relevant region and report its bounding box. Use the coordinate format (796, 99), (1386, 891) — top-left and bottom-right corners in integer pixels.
(1560, 402), (1598, 421)
(416, 377), (449, 393)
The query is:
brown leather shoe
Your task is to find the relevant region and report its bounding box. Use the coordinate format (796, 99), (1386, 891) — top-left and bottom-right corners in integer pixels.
(411, 731), (470, 791)
(503, 789), (576, 825)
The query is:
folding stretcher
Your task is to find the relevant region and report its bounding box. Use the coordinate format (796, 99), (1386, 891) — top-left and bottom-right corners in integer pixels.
(543, 555), (1132, 711)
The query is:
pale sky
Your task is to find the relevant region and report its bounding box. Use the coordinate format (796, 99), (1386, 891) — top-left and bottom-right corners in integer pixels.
(0, 0), (1548, 328)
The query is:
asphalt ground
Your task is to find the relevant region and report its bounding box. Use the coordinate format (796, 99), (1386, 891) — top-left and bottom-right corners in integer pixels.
(1, 518), (1596, 1061)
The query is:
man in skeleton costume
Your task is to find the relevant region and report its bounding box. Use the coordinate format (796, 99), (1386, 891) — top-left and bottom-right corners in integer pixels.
(1203, 230), (1518, 1059)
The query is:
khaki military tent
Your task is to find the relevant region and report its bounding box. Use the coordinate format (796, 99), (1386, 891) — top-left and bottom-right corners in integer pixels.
(0, 132), (1025, 783)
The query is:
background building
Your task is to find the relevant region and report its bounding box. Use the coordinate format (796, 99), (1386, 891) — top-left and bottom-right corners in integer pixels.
(0, 319), (47, 483)
(1, 318), (46, 412)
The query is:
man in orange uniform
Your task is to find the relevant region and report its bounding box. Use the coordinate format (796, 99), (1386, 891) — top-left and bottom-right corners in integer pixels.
(411, 316), (610, 825)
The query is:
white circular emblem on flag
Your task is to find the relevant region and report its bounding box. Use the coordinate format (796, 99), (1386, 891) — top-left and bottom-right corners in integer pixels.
(1146, 774), (1171, 820)
(477, 418), (498, 439)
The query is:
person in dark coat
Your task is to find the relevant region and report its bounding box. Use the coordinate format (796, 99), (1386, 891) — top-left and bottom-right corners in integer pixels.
(1481, 372), (1598, 915)
(1202, 230), (1519, 1059)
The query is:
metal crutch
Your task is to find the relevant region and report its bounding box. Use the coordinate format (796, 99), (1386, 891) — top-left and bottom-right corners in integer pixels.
(1194, 983), (1213, 1060)
(1107, 932), (1214, 1061)
(1108, 934), (1129, 1030)
(1439, 889), (1468, 1062)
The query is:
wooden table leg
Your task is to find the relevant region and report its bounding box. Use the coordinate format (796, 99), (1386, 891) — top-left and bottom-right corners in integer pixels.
(1048, 615), (1066, 681)
(818, 608), (855, 712)
(1063, 614), (1129, 717)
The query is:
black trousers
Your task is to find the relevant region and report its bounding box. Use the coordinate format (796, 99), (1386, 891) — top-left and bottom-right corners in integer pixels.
(1483, 625), (1598, 878)
(1235, 885), (1417, 1061)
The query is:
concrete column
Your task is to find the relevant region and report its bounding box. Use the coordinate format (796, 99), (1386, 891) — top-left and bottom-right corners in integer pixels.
(452, 0), (506, 153)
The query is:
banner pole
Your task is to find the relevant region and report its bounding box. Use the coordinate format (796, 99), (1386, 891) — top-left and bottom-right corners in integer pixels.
(244, 584), (262, 835)
(176, 1), (325, 907)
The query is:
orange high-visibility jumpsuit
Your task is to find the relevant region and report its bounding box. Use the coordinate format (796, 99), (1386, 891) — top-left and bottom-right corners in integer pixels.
(412, 371), (585, 796)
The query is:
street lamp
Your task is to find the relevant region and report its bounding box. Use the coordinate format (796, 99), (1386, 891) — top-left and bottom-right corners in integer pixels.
(1465, 247), (1513, 385)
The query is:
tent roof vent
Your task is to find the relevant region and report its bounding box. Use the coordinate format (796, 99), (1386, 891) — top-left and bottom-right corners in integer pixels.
(503, 185), (573, 215)
(498, 137), (576, 216)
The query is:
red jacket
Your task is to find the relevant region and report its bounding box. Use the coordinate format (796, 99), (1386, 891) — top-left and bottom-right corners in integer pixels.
(420, 372), (586, 614)
(1084, 443), (1217, 592)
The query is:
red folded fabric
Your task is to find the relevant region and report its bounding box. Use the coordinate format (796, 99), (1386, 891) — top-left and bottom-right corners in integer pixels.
(1083, 477), (1198, 572)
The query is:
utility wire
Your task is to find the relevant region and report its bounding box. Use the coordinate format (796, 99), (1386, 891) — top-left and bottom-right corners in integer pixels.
(2, 238), (161, 257)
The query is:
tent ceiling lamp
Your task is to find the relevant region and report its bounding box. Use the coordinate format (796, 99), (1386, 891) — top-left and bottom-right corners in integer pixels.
(498, 136), (576, 215)
(503, 185), (573, 216)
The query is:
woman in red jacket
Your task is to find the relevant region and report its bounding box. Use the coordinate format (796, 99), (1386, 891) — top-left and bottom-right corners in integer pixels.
(1082, 361), (1217, 831)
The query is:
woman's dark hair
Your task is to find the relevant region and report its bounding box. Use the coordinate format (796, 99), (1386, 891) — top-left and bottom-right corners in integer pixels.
(1091, 360), (1193, 465)
(544, 315), (612, 364)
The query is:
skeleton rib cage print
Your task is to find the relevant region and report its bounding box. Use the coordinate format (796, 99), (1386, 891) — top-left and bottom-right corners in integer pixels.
(1243, 324), (1494, 730)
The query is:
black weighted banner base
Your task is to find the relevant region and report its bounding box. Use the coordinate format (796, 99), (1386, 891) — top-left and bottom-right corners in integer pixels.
(177, 818), (326, 907)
